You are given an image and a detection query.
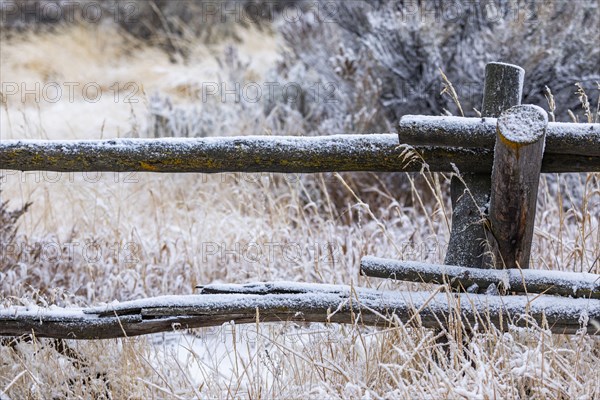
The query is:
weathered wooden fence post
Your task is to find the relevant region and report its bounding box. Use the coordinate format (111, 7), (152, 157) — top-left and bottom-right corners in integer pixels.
(489, 105), (548, 268)
(444, 62), (524, 268)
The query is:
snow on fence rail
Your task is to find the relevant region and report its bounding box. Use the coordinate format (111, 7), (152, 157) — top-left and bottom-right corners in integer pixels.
(360, 257), (600, 300)
(399, 117), (600, 157)
(1, 282), (599, 339)
(1, 62), (599, 341)
(1, 132), (599, 174)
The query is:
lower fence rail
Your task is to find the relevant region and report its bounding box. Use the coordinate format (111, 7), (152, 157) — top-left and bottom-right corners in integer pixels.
(1, 282), (598, 339)
(360, 256), (600, 299)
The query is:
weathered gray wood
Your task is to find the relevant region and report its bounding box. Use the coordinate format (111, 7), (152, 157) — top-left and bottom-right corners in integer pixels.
(489, 105), (548, 269)
(444, 173), (493, 268)
(0, 282), (598, 338)
(481, 62), (525, 117)
(539, 153), (600, 172)
(1, 136), (596, 174)
(0, 135), (476, 173)
(398, 116), (600, 157)
(444, 63), (526, 268)
(360, 256), (600, 299)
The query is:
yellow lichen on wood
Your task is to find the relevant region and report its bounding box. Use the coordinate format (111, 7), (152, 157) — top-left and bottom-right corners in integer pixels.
(140, 161), (158, 171)
(498, 129), (523, 150)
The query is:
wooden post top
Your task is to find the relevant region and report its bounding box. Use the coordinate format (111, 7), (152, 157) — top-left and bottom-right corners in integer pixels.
(497, 105), (548, 146)
(482, 62), (525, 118)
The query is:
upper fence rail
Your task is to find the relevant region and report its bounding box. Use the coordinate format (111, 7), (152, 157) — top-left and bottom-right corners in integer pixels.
(399, 117), (600, 157)
(1, 122), (599, 174)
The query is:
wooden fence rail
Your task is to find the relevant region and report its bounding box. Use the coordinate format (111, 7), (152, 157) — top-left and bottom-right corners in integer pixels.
(1, 282), (599, 339)
(1, 134), (599, 174)
(398, 117), (600, 157)
(360, 256), (600, 299)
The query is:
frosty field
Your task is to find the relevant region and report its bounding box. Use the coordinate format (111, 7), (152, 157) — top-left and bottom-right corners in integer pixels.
(1, 6), (600, 399)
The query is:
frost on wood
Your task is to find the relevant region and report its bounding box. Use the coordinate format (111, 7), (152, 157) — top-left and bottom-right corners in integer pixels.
(0, 135), (466, 173)
(0, 282), (599, 339)
(497, 105), (548, 145)
(481, 63), (525, 119)
(489, 105), (548, 269)
(444, 62), (524, 270)
(443, 173), (493, 268)
(360, 256), (600, 299)
(398, 116), (600, 157)
(1, 135), (598, 174)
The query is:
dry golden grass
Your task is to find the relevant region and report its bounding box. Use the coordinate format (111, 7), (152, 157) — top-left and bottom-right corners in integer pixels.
(1, 24), (599, 399)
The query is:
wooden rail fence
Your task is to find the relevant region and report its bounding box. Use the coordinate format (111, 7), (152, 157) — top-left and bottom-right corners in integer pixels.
(1, 62), (599, 339)
(1, 127), (598, 174)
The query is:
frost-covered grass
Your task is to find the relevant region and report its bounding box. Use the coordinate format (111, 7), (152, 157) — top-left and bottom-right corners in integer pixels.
(1, 22), (599, 399)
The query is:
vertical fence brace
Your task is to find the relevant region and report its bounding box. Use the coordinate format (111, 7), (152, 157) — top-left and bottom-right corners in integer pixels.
(489, 105), (548, 268)
(444, 62), (525, 268)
